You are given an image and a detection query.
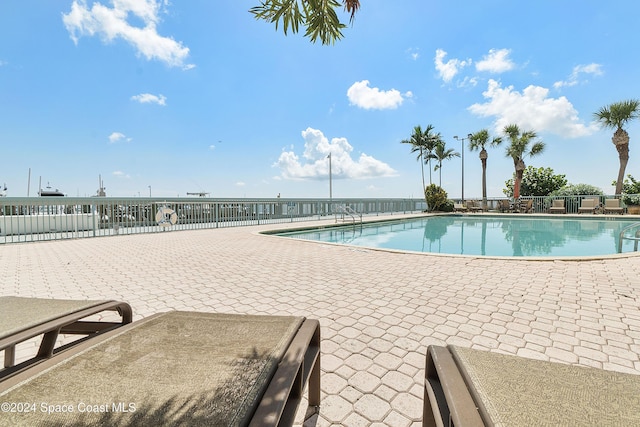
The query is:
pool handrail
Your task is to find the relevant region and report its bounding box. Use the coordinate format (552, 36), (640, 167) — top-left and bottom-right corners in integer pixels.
(618, 222), (640, 253)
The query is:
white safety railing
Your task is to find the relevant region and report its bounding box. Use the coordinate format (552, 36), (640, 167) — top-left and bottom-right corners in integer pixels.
(0, 197), (425, 244)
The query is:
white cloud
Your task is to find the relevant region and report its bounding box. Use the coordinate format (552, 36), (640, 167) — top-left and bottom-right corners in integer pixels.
(108, 131), (131, 143)
(62, 0), (193, 69)
(347, 80), (411, 110)
(274, 128), (397, 180)
(434, 49), (471, 83)
(236, 181), (245, 187)
(553, 63), (603, 89)
(475, 48), (514, 73)
(406, 47), (420, 60)
(131, 93), (166, 105)
(112, 170), (130, 179)
(208, 144), (216, 151)
(468, 79), (598, 138)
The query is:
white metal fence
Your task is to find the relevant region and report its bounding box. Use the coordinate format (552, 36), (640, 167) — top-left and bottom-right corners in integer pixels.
(0, 197), (426, 244)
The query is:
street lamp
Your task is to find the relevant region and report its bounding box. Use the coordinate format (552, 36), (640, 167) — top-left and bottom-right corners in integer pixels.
(148, 185), (151, 198)
(453, 134), (472, 203)
(327, 152), (333, 216)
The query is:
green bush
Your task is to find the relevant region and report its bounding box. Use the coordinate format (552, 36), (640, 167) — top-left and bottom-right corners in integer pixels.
(441, 199), (454, 212)
(615, 175), (640, 205)
(550, 183), (603, 197)
(503, 166), (567, 197)
(424, 184), (448, 212)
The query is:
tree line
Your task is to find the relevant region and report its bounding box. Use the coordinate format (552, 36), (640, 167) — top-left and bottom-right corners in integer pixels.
(401, 100), (640, 207)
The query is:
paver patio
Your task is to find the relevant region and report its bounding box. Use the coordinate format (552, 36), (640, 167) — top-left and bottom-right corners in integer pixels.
(1, 214), (640, 426)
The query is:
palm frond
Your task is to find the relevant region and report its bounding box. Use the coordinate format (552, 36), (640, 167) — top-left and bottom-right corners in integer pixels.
(343, 0), (360, 24)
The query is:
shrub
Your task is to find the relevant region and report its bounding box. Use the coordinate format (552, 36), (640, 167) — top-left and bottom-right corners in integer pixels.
(424, 184), (448, 212)
(503, 166), (567, 197)
(440, 199), (454, 212)
(550, 183), (603, 197)
(615, 175), (640, 205)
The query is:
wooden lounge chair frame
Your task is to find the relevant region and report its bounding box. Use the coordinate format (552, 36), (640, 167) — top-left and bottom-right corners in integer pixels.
(0, 311), (320, 427)
(0, 296), (132, 380)
(423, 345), (640, 426)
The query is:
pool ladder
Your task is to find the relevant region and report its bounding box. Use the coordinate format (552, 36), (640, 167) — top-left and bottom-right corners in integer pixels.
(335, 205), (362, 225)
(618, 222), (640, 253)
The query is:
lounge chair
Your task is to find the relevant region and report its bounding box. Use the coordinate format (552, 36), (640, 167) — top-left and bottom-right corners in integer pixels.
(603, 198), (624, 214)
(549, 199), (566, 214)
(518, 199), (533, 213)
(467, 201), (484, 213)
(0, 296), (132, 379)
(578, 198), (599, 214)
(423, 345), (640, 427)
(0, 311), (320, 426)
(497, 200), (513, 213)
(453, 203), (468, 212)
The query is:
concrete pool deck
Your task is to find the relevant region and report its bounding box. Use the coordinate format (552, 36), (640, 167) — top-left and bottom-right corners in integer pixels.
(2, 213), (640, 426)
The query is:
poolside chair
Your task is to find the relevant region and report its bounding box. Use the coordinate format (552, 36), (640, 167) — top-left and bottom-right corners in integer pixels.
(518, 199), (533, 213)
(497, 200), (513, 213)
(453, 203), (468, 212)
(603, 198), (624, 214)
(578, 198), (599, 214)
(0, 311), (320, 426)
(0, 296), (132, 380)
(549, 199), (566, 214)
(467, 200), (484, 213)
(423, 345), (640, 427)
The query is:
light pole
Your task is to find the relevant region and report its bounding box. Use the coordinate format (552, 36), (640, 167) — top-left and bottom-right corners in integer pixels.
(453, 134), (472, 203)
(327, 152), (333, 216)
(148, 185), (151, 198)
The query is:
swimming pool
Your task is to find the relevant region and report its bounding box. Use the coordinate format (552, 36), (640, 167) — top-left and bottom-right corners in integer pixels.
(274, 215), (640, 258)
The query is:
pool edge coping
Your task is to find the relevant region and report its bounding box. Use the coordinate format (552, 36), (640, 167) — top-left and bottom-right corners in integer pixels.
(257, 213), (640, 261)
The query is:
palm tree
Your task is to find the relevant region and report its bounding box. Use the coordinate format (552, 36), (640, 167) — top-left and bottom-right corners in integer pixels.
(401, 124), (442, 190)
(502, 124), (545, 199)
(422, 129), (442, 186)
(593, 99), (640, 195)
(400, 125), (429, 193)
(469, 129), (502, 208)
(250, 0), (361, 45)
(432, 141), (460, 187)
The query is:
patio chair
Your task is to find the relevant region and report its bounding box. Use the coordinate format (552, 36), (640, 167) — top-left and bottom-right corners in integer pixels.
(467, 201), (484, 213)
(423, 345), (640, 427)
(453, 203), (468, 212)
(497, 200), (512, 213)
(549, 199), (566, 214)
(578, 198), (598, 214)
(0, 296), (132, 380)
(518, 199), (533, 213)
(603, 198), (624, 214)
(0, 311), (320, 427)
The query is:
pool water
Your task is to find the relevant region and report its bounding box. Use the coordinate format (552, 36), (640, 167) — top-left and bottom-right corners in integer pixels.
(276, 215), (640, 257)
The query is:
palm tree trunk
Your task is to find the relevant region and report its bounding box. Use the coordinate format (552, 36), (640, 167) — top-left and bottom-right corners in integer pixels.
(480, 149), (488, 208)
(615, 147), (629, 195)
(439, 161), (442, 186)
(613, 129), (629, 195)
(420, 147), (426, 194)
(514, 159), (525, 199)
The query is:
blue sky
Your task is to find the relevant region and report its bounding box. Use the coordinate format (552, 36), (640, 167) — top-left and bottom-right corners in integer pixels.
(1, 1), (638, 198)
